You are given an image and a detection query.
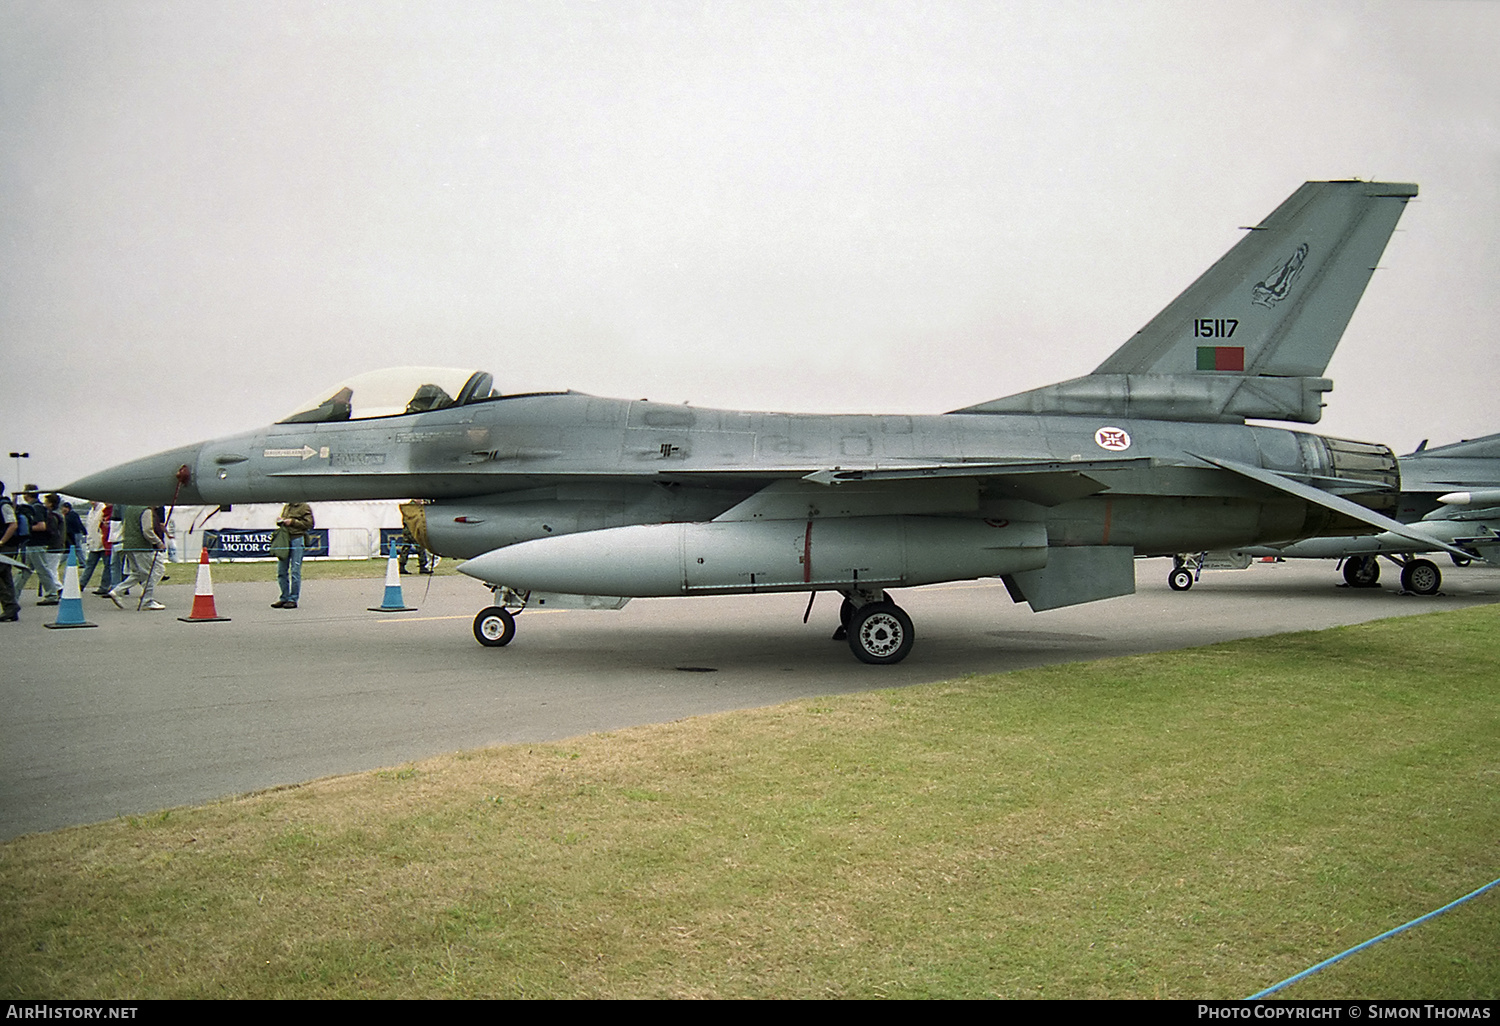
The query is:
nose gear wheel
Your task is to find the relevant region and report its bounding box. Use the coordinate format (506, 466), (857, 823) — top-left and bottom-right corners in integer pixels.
(473, 606), (516, 647)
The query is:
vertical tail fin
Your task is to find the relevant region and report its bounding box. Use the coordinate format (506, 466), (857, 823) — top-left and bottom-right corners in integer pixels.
(958, 180), (1418, 423)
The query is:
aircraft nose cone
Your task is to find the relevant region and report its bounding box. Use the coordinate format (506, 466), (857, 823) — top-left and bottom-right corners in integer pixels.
(64, 442), (207, 505)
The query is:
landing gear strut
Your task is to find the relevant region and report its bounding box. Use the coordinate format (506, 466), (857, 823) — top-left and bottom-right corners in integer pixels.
(1169, 553), (1203, 591)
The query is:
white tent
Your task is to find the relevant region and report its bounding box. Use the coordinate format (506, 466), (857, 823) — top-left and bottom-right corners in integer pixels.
(167, 501), (406, 561)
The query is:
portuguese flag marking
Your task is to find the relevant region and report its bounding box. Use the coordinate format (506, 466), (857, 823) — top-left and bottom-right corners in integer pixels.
(1197, 346), (1245, 371)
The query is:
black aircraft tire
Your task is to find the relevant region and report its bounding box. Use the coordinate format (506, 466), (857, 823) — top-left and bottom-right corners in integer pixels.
(847, 602), (914, 665)
(1168, 568), (1194, 591)
(1400, 559), (1441, 596)
(1343, 556), (1380, 588)
(1451, 554), (1472, 568)
(473, 606), (516, 647)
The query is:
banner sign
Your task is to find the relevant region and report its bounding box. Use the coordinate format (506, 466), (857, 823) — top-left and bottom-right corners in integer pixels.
(203, 528), (330, 560)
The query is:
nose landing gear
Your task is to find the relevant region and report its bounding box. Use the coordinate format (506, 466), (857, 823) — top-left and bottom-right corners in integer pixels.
(473, 605), (516, 647)
(473, 586), (528, 647)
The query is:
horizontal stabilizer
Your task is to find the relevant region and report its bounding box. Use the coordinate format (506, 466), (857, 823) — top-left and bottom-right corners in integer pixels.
(1468, 541), (1500, 566)
(1189, 452), (1475, 561)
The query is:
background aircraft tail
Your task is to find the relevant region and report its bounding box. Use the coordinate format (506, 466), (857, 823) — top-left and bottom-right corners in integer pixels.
(958, 180), (1418, 423)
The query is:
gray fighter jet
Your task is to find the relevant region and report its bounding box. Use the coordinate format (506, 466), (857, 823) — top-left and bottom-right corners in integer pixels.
(1179, 433), (1500, 594)
(68, 180), (1463, 663)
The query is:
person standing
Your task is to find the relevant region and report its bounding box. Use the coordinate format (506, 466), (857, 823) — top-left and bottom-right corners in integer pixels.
(397, 526), (434, 575)
(0, 481), (21, 622)
(62, 501), (87, 572)
(106, 504), (167, 610)
(272, 501), (314, 609)
(105, 505), (126, 596)
(79, 502), (112, 594)
(38, 493), (68, 605)
(16, 488), (63, 605)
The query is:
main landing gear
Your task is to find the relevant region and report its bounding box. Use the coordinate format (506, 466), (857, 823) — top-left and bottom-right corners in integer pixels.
(1342, 554), (1381, 588)
(471, 584), (919, 665)
(1399, 558), (1442, 596)
(1338, 554), (1443, 595)
(836, 589), (915, 665)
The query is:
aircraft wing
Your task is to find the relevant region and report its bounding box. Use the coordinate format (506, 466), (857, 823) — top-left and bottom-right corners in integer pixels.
(1187, 452), (1478, 560)
(710, 457), (1155, 521)
(798, 457), (1156, 485)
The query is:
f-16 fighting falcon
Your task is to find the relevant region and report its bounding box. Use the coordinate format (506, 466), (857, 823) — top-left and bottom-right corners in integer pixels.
(68, 180), (1467, 664)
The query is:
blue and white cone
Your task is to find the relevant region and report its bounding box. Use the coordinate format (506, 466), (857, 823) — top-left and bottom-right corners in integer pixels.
(369, 549), (416, 612)
(46, 551), (99, 629)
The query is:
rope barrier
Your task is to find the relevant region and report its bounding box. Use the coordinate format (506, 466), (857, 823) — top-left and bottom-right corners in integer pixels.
(1247, 875), (1500, 999)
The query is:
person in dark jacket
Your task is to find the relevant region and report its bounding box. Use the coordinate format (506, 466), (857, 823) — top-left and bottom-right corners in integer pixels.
(16, 487), (62, 605)
(0, 481), (21, 621)
(272, 502), (314, 609)
(62, 501), (87, 572)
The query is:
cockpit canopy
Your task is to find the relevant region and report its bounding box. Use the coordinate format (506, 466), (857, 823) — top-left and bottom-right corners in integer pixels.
(278, 367), (497, 424)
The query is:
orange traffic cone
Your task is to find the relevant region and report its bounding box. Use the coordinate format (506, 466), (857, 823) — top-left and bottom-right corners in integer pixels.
(178, 547), (230, 623)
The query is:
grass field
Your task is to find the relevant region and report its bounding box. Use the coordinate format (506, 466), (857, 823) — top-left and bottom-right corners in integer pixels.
(1, 605), (1496, 999)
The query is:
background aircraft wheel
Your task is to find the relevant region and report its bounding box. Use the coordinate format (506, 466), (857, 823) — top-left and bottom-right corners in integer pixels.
(473, 606), (516, 647)
(1400, 559), (1441, 595)
(1342, 555), (1380, 588)
(1451, 553), (1472, 567)
(847, 602), (914, 665)
(1168, 568), (1194, 591)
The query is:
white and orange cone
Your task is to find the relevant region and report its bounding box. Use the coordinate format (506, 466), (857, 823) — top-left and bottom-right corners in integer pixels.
(178, 547), (230, 623)
(369, 548), (416, 612)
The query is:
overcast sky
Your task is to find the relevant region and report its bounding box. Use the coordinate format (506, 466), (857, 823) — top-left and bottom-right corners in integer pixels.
(2, 0), (1497, 490)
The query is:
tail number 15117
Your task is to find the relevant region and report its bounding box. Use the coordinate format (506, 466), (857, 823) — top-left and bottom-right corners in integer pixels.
(1193, 318), (1239, 338)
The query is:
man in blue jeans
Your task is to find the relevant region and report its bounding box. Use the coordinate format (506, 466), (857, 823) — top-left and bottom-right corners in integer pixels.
(272, 502), (314, 609)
